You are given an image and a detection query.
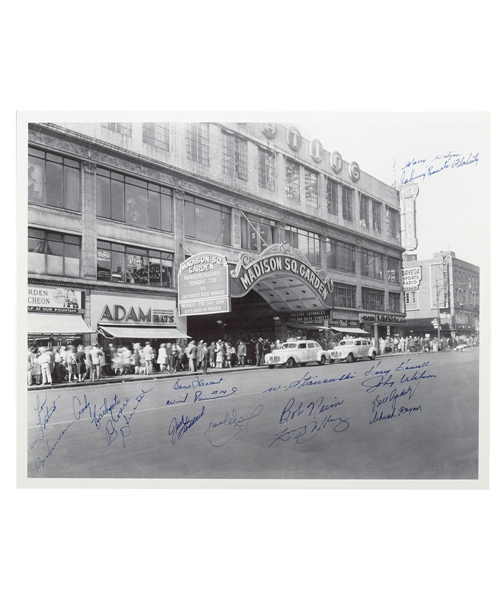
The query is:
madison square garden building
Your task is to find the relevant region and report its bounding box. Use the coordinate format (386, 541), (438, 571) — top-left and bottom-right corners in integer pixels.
(27, 121), (406, 350)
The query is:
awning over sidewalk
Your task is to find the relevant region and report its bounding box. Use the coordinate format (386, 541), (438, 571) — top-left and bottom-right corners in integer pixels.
(97, 324), (190, 339)
(28, 312), (94, 335)
(287, 322), (328, 331)
(329, 326), (369, 335)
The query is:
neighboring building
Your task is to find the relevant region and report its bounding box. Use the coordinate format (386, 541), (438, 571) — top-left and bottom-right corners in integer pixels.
(402, 250), (480, 338)
(27, 121), (405, 349)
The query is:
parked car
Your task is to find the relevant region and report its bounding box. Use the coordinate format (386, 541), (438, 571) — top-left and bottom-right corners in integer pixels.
(329, 338), (377, 363)
(265, 340), (330, 368)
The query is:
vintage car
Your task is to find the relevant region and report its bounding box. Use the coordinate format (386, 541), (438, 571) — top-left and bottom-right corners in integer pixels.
(265, 340), (330, 368)
(329, 338), (377, 363)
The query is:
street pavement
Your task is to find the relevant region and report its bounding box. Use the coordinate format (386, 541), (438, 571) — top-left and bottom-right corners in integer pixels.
(26, 348), (480, 480)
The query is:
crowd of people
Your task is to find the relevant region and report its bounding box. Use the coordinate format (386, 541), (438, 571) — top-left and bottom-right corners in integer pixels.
(27, 333), (479, 386)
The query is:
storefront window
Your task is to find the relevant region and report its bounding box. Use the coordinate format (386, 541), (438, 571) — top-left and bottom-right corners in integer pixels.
(387, 257), (401, 283)
(285, 159), (300, 202)
(258, 148), (275, 191)
(96, 168), (173, 231)
(285, 226), (320, 265)
(305, 169), (319, 207)
(28, 228), (81, 277)
(97, 241), (173, 287)
(28, 148), (81, 211)
(326, 179), (339, 216)
(241, 214), (276, 253)
(342, 185), (354, 221)
(362, 287), (385, 311)
(389, 292), (401, 313)
(326, 239), (356, 273)
(334, 283), (356, 308)
(361, 249), (384, 280)
(184, 195), (231, 246)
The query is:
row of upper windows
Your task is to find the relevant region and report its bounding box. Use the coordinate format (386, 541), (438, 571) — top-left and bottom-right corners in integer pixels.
(27, 225), (402, 312)
(28, 142), (400, 240)
(101, 124), (400, 233)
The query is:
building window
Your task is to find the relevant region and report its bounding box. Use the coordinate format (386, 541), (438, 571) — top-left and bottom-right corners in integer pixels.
(405, 290), (419, 310)
(387, 257), (401, 283)
(285, 159), (300, 202)
(361, 249), (384, 279)
(285, 225), (320, 265)
(326, 179), (339, 216)
(258, 148), (275, 191)
(28, 147), (81, 211)
(97, 241), (173, 288)
(186, 123), (209, 166)
(360, 195), (370, 228)
(222, 131), (247, 180)
(372, 201), (382, 232)
(185, 195), (231, 245)
(362, 287), (385, 311)
(142, 123), (169, 150)
(28, 228), (81, 277)
(96, 168), (173, 232)
(389, 292), (401, 313)
(305, 169), (319, 207)
(103, 123), (132, 136)
(326, 239), (356, 273)
(334, 283), (356, 308)
(241, 213), (276, 253)
(387, 207), (400, 239)
(342, 185), (354, 221)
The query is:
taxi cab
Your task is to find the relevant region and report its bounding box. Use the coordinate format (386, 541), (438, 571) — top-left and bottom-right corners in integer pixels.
(265, 340), (330, 368)
(329, 338), (377, 363)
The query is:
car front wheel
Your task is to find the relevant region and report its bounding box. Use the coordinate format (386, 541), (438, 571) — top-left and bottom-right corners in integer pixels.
(268, 364), (275, 369)
(285, 357), (295, 368)
(369, 352), (376, 360)
(319, 355), (327, 365)
(346, 353), (354, 363)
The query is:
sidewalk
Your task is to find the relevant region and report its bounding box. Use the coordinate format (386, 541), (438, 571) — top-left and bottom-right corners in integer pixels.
(27, 347), (476, 392)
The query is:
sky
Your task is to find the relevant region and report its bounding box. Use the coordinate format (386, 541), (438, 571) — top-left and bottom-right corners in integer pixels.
(295, 113), (488, 268)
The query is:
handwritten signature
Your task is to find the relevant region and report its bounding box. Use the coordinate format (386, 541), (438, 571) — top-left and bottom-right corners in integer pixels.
(262, 370), (355, 394)
(172, 375), (225, 391)
(204, 405), (264, 447)
(401, 151), (479, 185)
(30, 393), (59, 450)
(270, 395), (349, 447)
(168, 406), (206, 445)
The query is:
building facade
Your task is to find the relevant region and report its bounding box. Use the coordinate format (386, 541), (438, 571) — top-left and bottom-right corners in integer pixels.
(27, 121), (405, 349)
(402, 250), (480, 338)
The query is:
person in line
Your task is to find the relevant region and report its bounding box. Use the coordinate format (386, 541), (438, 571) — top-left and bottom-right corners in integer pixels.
(165, 342), (174, 373)
(75, 345), (87, 383)
(157, 343), (167, 372)
(142, 341), (155, 375)
(199, 342), (209, 374)
(171, 343), (180, 372)
(37, 347), (52, 386)
(236, 340), (246, 366)
(216, 340), (225, 368)
(89, 343), (104, 381)
(187, 340), (198, 372)
(27, 346), (36, 385)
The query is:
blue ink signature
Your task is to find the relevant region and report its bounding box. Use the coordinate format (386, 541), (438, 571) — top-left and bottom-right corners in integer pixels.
(269, 414), (349, 447)
(370, 404), (423, 424)
(35, 422), (73, 473)
(262, 370), (355, 394)
(401, 152), (479, 185)
(270, 395), (349, 447)
(371, 383), (419, 413)
(30, 393), (60, 450)
(168, 406), (206, 445)
(204, 405), (264, 447)
(173, 375), (225, 391)
(95, 388), (153, 447)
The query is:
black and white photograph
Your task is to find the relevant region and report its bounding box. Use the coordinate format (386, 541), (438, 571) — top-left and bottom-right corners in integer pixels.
(20, 113), (489, 484)
(2, 2), (498, 599)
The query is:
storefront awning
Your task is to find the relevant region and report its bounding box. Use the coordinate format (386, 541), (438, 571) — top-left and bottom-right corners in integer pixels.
(329, 326), (369, 335)
(97, 324), (191, 340)
(287, 322), (328, 331)
(28, 312), (94, 335)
